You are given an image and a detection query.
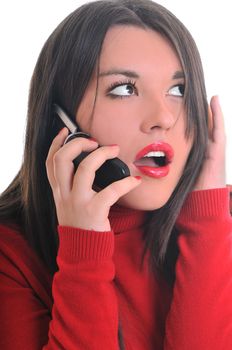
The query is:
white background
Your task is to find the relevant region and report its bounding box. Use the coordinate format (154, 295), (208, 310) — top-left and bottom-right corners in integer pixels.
(0, 0), (231, 193)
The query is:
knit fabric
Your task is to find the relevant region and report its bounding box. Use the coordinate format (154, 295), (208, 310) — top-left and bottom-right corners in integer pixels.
(0, 187), (231, 349)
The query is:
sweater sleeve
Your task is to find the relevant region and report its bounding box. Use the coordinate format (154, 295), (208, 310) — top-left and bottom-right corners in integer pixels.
(0, 226), (119, 350)
(164, 188), (232, 350)
(44, 227), (119, 350)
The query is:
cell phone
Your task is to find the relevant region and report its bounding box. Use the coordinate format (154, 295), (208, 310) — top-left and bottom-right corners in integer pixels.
(53, 104), (130, 189)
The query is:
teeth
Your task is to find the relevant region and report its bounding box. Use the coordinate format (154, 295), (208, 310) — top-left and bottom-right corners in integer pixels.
(143, 151), (165, 158)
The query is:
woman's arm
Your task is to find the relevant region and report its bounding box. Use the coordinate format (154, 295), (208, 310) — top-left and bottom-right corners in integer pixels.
(164, 187), (232, 349)
(45, 226), (119, 349)
(42, 129), (140, 349)
(0, 226), (52, 350)
(0, 225), (120, 350)
(164, 96), (232, 349)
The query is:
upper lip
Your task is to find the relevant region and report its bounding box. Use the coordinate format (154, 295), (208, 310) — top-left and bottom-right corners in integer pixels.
(134, 142), (174, 163)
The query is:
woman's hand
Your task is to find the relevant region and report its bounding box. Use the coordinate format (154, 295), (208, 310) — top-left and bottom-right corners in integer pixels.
(46, 128), (141, 231)
(194, 95), (226, 191)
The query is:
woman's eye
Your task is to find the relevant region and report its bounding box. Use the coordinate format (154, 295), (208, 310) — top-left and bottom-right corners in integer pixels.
(107, 83), (137, 98)
(168, 84), (185, 97)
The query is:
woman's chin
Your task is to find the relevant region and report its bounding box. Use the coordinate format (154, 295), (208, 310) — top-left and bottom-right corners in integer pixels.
(116, 184), (173, 211)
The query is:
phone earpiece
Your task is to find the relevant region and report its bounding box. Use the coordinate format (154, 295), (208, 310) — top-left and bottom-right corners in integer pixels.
(64, 132), (90, 145)
(63, 132), (95, 174)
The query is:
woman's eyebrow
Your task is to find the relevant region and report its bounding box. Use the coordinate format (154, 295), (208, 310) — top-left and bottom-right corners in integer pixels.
(99, 69), (184, 80)
(172, 70), (185, 80)
(99, 69), (139, 79)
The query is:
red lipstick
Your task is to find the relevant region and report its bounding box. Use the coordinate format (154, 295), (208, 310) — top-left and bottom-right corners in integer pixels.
(134, 142), (174, 179)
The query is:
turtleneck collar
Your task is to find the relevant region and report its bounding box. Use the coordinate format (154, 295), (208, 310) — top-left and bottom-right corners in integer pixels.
(109, 204), (147, 234)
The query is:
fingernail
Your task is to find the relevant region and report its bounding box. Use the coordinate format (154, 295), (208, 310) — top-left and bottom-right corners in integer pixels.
(134, 176), (142, 180)
(89, 137), (98, 142)
(58, 127), (66, 135)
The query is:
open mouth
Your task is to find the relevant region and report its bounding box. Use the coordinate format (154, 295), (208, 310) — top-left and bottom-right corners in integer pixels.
(134, 150), (170, 168)
(133, 142), (174, 178)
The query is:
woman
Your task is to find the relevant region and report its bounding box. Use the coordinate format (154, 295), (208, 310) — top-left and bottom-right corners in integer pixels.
(0, 0), (231, 349)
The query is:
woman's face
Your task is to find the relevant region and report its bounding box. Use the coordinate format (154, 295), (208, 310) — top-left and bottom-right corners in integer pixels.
(76, 25), (193, 210)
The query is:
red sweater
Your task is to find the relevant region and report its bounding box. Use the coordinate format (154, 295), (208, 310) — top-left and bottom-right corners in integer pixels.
(0, 187), (231, 349)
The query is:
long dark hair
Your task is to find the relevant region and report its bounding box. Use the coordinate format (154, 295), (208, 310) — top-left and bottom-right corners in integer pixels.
(0, 0), (208, 347)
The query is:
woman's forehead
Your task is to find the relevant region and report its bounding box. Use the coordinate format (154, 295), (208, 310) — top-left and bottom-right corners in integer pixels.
(99, 25), (182, 76)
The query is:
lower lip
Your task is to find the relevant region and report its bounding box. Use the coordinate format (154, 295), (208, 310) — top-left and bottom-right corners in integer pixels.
(134, 165), (170, 178)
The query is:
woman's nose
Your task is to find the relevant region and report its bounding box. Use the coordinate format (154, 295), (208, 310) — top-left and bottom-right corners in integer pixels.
(140, 95), (179, 133)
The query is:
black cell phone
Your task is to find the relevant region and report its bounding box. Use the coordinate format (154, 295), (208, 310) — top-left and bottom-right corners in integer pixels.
(53, 104), (130, 189)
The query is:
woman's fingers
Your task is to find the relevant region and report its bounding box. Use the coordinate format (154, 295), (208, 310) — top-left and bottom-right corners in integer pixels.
(46, 127), (69, 188)
(195, 96), (226, 190)
(93, 175), (141, 210)
(210, 96), (226, 144)
(73, 144), (142, 204)
(46, 129), (98, 198)
(207, 103), (213, 139)
(72, 144), (120, 194)
(46, 131), (142, 230)
(54, 139), (98, 198)
(75, 175), (142, 231)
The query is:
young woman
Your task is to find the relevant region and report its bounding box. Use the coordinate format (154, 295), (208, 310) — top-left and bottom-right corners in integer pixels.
(0, 0), (231, 349)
